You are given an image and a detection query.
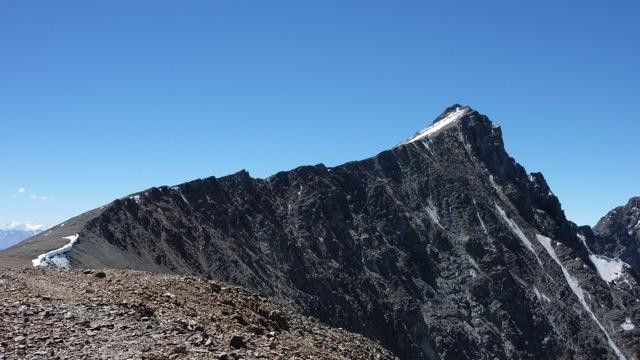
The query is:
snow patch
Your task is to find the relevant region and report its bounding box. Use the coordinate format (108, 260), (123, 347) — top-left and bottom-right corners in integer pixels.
(495, 204), (543, 266)
(489, 175), (509, 204)
(577, 234), (590, 252)
(401, 107), (470, 145)
(533, 286), (551, 303)
(477, 213), (488, 234)
(535, 234), (627, 360)
(621, 318), (635, 331)
(589, 255), (627, 283)
(32, 234), (79, 269)
(174, 189), (189, 204)
(130, 195), (141, 204)
(426, 199), (440, 226)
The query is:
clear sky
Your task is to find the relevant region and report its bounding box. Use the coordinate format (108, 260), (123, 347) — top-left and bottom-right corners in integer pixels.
(1, 1), (638, 227)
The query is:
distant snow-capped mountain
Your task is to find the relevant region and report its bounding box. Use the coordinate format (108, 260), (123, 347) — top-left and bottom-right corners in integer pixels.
(0, 222), (47, 250)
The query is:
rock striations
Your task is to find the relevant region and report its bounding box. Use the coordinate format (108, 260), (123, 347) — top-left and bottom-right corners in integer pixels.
(1, 105), (638, 359)
(592, 197), (640, 273)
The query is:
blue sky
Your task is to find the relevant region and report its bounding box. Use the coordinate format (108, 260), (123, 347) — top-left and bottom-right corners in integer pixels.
(1, 0), (638, 227)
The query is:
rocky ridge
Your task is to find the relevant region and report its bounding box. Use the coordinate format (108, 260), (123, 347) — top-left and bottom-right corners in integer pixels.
(592, 197), (640, 272)
(0, 268), (396, 360)
(1, 105), (639, 359)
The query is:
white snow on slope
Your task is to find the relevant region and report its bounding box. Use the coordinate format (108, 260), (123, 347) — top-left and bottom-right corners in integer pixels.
(32, 234), (79, 269)
(426, 199), (440, 226)
(401, 107), (470, 145)
(477, 212), (488, 234)
(577, 234), (629, 284)
(589, 255), (627, 283)
(621, 318), (635, 331)
(175, 189), (189, 204)
(533, 286), (551, 303)
(577, 234), (590, 252)
(535, 234), (627, 360)
(495, 204), (543, 266)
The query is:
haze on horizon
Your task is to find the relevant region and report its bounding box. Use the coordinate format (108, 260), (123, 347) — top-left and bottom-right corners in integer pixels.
(1, 0), (638, 228)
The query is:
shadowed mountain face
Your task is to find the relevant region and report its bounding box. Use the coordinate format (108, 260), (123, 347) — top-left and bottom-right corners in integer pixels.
(592, 197), (640, 273)
(2, 105), (638, 359)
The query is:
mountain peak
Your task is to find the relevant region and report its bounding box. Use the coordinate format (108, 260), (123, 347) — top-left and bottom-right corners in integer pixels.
(434, 104), (472, 121)
(399, 104), (473, 145)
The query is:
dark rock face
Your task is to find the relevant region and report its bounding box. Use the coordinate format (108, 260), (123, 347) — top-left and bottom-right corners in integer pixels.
(593, 197), (640, 272)
(3, 105), (638, 359)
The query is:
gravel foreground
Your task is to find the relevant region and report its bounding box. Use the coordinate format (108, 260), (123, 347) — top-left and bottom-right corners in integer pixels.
(0, 268), (397, 360)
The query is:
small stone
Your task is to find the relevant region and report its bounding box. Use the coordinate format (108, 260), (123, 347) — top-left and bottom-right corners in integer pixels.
(95, 272), (106, 279)
(172, 345), (188, 354)
(218, 353), (229, 360)
(14, 336), (25, 342)
(210, 282), (222, 293)
(249, 326), (264, 335)
(229, 335), (246, 349)
(232, 314), (248, 326)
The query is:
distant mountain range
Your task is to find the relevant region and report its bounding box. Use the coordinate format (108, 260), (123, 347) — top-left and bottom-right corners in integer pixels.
(1, 105), (638, 359)
(0, 222), (46, 250)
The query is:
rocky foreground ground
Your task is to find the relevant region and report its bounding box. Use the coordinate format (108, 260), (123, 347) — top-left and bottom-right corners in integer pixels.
(0, 268), (396, 360)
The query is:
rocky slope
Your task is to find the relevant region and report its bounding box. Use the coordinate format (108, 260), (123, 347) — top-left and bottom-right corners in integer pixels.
(592, 197), (640, 272)
(0, 268), (395, 360)
(1, 105), (638, 359)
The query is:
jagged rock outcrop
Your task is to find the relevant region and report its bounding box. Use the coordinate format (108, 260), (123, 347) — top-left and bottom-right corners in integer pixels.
(592, 197), (640, 272)
(1, 105), (638, 359)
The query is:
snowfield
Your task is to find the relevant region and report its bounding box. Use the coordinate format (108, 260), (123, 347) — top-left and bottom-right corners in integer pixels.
(32, 234), (79, 269)
(535, 234), (627, 360)
(401, 107), (471, 145)
(589, 255), (627, 283)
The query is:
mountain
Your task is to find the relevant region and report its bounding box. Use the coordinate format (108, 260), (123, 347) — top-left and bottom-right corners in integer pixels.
(588, 197), (640, 272)
(1, 105), (638, 359)
(0, 222), (46, 250)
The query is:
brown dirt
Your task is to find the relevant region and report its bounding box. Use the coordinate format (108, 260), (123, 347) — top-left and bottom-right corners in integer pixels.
(0, 268), (396, 360)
